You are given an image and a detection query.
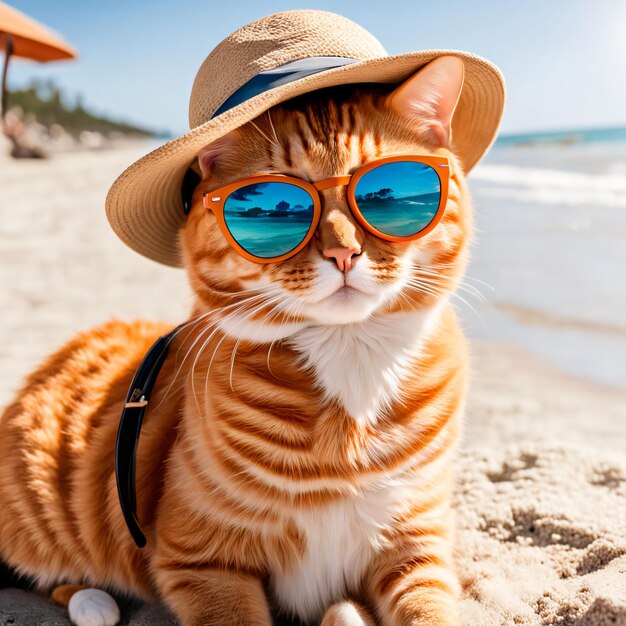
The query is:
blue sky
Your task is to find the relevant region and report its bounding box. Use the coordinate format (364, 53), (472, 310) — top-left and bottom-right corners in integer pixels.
(6, 0), (626, 137)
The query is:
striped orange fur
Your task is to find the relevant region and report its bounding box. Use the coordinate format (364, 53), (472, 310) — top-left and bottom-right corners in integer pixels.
(0, 57), (471, 625)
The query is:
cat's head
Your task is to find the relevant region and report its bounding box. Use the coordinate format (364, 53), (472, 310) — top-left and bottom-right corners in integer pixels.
(181, 56), (471, 337)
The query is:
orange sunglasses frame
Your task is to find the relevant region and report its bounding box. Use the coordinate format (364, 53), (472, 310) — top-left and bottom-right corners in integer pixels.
(202, 154), (450, 264)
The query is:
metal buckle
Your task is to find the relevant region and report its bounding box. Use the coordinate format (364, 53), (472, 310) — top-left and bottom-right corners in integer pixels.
(124, 388), (148, 408)
(124, 398), (148, 408)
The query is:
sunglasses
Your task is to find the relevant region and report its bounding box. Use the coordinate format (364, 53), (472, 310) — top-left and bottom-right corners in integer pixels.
(201, 154), (450, 263)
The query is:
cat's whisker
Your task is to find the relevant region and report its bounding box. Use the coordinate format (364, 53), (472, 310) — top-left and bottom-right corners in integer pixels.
(196, 290), (289, 411)
(410, 265), (489, 304)
(409, 273), (477, 301)
(228, 338), (242, 393)
(219, 293), (291, 395)
(199, 312), (262, 407)
(154, 291), (277, 413)
(264, 297), (307, 378)
(220, 290), (299, 393)
(266, 338), (279, 378)
(405, 277), (484, 320)
(171, 309), (221, 366)
(194, 292), (282, 411)
(419, 263), (495, 294)
(195, 309), (256, 415)
(265, 109), (281, 147)
(390, 284), (417, 311)
(149, 312), (220, 414)
(171, 295), (265, 369)
(454, 274), (494, 291)
(247, 118), (282, 153)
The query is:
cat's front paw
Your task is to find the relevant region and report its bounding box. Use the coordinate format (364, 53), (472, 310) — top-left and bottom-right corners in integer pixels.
(321, 601), (376, 626)
(68, 588), (120, 626)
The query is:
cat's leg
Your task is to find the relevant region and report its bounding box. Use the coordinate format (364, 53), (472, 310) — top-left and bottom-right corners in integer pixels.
(52, 584), (120, 626)
(156, 567), (272, 626)
(321, 600), (377, 626)
(51, 583), (87, 606)
(366, 526), (460, 626)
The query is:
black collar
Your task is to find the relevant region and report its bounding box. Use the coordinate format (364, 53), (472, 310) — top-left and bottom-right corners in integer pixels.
(116, 167), (202, 548)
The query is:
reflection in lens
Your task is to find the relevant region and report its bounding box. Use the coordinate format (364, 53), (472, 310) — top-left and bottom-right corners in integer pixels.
(354, 161), (442, 237)
(224, 182), (315, 258)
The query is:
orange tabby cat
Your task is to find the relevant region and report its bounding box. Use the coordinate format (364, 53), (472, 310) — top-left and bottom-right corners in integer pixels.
(0, 56), (471, 626)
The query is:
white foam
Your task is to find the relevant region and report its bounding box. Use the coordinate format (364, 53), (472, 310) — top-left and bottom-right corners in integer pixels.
(472, 164), (626, 208)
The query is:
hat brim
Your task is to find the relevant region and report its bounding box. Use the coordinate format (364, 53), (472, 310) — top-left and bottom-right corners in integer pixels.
(105, 50), (505, 268)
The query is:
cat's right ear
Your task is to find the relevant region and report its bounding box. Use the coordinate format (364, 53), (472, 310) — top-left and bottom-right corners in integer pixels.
(196, 129), (240, 179)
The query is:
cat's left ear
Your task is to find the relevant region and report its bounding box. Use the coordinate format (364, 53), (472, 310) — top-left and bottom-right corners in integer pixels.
(196, 129), (240, 179)
(386, 56), (465, 147)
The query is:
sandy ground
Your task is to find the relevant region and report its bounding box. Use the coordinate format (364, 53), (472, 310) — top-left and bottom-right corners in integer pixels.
(0, 141), (624, 625)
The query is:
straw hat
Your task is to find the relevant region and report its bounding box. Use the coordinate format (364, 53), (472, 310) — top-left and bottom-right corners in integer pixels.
(105, 10), (505, 267)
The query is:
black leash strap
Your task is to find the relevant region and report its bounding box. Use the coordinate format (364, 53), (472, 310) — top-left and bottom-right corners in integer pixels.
(116, 165), (201, 547)
(115, 322), (187, 548)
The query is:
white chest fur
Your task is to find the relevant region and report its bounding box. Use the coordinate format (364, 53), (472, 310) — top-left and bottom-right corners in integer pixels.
(289, 308), (441, 424)
(269, 453), (455, 621)
(270, 479), (403, 621)
(271, 309), (444, 619)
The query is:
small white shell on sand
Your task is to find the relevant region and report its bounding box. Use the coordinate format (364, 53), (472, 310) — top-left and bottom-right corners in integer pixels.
(68, 588), (120, 626)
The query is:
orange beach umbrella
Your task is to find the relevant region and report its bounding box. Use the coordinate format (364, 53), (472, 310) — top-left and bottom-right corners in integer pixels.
(0, 1), (78, 123)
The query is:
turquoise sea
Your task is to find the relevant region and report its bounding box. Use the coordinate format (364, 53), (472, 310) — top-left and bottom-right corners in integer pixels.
(461, 126), (626, 391)
(496, 126), (626, 147)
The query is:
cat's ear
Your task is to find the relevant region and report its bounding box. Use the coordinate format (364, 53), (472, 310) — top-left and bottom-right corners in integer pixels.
(386, 56), (464, 147)
(196, 129), (240, 179)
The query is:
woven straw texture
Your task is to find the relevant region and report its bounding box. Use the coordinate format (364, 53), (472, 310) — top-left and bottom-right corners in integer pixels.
(105, 9), (505, 267)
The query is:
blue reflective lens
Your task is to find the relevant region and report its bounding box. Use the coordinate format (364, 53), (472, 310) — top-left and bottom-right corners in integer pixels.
(223, 182), (315, 258)
(354, 161), (442, 237)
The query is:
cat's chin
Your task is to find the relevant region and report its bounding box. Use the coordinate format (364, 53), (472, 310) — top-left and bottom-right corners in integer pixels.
(300, 286), (383, 325)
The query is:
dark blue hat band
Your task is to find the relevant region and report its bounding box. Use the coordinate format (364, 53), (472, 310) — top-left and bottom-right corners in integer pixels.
(210, 56), (360, 119)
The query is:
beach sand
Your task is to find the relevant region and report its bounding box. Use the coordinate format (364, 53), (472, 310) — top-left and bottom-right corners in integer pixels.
(0, 140), (624, 625)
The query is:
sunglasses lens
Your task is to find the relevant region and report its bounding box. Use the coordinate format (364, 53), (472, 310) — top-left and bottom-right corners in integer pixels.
(354, 161), (442, 238)
(224, 182), (315, 259)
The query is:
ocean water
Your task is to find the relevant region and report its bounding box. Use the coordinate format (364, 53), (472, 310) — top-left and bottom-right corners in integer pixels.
(461, 130), (626, 391)
(225, 213), (312, 258)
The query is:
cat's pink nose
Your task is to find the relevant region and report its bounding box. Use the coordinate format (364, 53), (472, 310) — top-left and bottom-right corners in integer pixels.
(323, 246), (361, 272)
